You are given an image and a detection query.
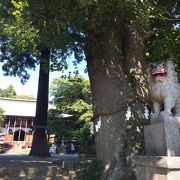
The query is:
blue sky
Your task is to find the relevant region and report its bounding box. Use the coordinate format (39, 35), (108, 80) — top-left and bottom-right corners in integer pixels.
(0, 59), (88, 97)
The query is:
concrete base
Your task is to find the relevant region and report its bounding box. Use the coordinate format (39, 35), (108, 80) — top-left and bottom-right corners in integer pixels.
(133, 155), (180, 180)
(144, 117), (180, 156)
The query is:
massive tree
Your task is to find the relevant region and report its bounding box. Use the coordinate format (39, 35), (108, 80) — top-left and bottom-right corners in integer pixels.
(29, 49), (50, 156)
(0, 0), (180, 178)
(74, 1), (180, 179)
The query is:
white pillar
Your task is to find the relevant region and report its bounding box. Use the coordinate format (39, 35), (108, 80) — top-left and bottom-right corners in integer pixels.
(7, 120), (10, 135)
(12, 120), (16, 143)
(18, 120), (22, 144)
(23, 119), (28, 146)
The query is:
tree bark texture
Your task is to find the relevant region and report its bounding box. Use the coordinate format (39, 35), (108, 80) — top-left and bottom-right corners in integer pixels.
(29, 48), (50, 157)
(86, 25), (148, 179)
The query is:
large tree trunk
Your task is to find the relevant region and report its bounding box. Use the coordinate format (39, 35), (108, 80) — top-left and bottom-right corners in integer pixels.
(86, 24), (148, 179)
(29, 48), (50, 157)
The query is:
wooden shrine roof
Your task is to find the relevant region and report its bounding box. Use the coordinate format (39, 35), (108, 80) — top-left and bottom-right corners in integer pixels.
(0, 97), (53, 117)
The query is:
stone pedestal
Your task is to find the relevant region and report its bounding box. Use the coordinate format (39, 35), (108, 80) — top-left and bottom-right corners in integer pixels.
(144, 117), (180, 156)
(133, 156), (180, 180)
(134, 117), (180, 180)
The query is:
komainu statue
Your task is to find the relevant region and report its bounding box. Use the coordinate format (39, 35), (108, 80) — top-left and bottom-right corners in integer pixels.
(147, 61), (180, 118)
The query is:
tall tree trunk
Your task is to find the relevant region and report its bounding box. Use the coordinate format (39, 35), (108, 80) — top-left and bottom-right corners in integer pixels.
(86, 25), (148, 179)
(29, 48), (50, 157)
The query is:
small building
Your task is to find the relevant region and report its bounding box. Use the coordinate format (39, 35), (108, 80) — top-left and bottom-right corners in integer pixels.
(0, 97), (52, 147)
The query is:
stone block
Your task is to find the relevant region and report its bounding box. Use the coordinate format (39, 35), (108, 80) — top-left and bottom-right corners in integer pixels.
(133, 155), (180, 180)
(144, 117), (180, 156)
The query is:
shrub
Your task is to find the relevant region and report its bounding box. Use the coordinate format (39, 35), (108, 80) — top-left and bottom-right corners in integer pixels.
(77, 160), (104, 180)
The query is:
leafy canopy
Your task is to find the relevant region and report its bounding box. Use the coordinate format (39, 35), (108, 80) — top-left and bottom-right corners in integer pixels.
(146, 26), (180, 73)
(1, 0), (180, 82)
(50, 76), (92, 122)
(0, 0), (85, 83)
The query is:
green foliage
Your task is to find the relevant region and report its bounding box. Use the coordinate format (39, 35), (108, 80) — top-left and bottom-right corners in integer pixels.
(1, 0), (180, 83)
(0, 107), (5, 127)
(0, 85), (35, 99)
(50, 76), (94, 152)
(51, 76), (92, 115)
(69, 100), (92, 122)
(50, 75), (93, 133)
(144, 3), (180, 72)
(0, 85), (16, 98)
(2, 0), (39, 55)
(77, 0), (176, 33)
(77, 160), (104, 180)
(146, 26), (180, 74)
(0, 1), (39, 83)
(79, 123), (95, 154)
(3, 18), (39, 54)
(15, 95), (35, 100)
(0, 0), (84, 83)
(48, 109), (68, 138)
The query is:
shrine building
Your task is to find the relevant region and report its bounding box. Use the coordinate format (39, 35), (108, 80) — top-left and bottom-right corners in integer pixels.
(0, 97), (53, 147)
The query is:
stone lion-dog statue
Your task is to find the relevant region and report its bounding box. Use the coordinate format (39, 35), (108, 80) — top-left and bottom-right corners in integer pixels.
(147, 60), (180, 118)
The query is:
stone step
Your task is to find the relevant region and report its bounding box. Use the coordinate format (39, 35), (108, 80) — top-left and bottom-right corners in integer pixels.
(0, 165), (74, 180)
(1, 175), (68, 180)
(0, 166), (61, 177)
(0, 154), (95, 180)
(0, 155), (81, 180)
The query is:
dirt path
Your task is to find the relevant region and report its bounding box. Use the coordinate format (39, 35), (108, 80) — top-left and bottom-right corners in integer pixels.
(5, 147), (31, 155)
